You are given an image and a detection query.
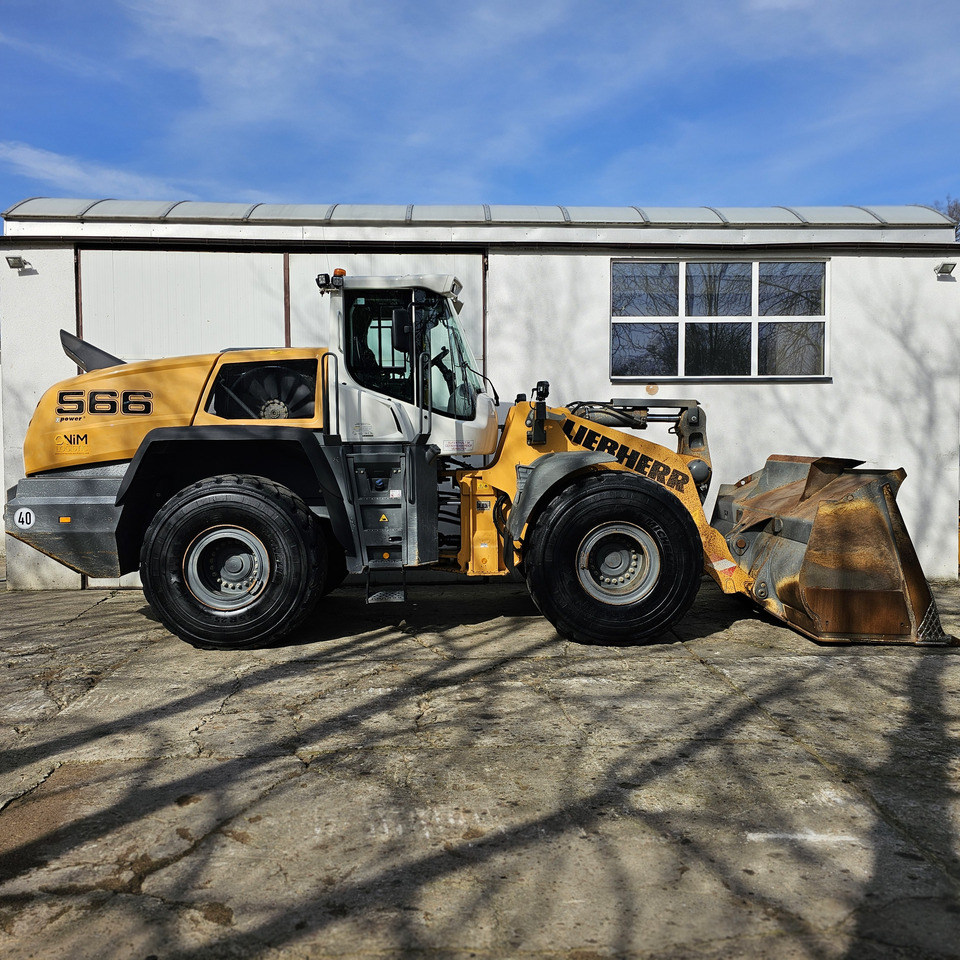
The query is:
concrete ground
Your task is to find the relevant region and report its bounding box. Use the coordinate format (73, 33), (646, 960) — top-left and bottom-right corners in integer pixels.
(1, 573), (959, 960)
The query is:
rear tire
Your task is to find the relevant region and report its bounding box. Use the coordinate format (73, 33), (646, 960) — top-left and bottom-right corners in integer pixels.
(524, 473), (702, 645)
(141, 475), (326, 649)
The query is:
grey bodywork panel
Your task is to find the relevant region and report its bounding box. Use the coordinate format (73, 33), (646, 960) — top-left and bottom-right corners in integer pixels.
(6, 427), (442, 581)
(5, 464), (127, 577)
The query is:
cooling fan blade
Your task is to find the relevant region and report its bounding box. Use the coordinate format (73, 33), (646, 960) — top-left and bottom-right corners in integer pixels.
(218, 364), (316, 420)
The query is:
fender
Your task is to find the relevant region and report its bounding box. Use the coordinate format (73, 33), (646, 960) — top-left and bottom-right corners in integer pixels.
(116, 425), (359, 571)
(503, 451), (616, 571)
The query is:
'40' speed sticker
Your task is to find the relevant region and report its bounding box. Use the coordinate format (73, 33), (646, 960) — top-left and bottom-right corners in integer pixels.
(14, 507), (35, 529)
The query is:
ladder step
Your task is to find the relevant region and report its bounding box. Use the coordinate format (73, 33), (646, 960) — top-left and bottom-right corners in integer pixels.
(365, 569), (407, 604)
(366, 588), (407, 604)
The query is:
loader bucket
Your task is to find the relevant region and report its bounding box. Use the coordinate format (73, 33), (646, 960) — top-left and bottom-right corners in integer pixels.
(712, 455), (953, 645)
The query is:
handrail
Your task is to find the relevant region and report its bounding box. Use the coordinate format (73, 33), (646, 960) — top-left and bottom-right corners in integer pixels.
(321, 352), (340, 439)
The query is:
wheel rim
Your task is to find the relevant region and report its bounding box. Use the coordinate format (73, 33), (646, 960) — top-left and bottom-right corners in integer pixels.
(183, 525), (270, 612)
(576, 521), (661, 606)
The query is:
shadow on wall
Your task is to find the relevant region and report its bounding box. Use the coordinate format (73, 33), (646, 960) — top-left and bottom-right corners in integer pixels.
(759, 266), (960, 556)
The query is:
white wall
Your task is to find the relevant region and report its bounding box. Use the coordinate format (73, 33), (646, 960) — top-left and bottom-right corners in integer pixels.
(485, 251), (960, 577)
(81, 250), (286, 358)
(2, 247), (83, 588)
(0, 359), (4, 564)
(3, 244), (958, 586)
(696, 256), (960, 577)
(81, 249), (484, 361)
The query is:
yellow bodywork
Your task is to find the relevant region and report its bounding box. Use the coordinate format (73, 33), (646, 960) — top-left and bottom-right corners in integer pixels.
(454, 402), (752, 596)
(24, 348), (329, 475)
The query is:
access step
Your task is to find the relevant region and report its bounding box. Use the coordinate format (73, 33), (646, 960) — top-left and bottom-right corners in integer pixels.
(365, 570), (407, 604)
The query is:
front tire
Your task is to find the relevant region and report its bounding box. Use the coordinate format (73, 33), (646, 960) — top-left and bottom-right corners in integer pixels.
(140, 475), (326, 649)
(524, 473), (702, 645)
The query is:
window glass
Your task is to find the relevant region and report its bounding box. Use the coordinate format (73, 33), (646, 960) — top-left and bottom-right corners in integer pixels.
(344, 288), (482, 419)
(686, 262), (751, 316)
(759, 262), (825, 316)
(611, 323), (679, 376)
(346, 290), (415, 404)
(685, 322), (751, 376)
(610, 259), (827, 379)
(759, 322), (824, 375)
(423, 300), (482, 418)
(612, 262), (678, 316)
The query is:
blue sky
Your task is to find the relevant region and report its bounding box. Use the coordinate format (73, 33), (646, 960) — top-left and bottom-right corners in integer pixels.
(1, 0), (958, 221)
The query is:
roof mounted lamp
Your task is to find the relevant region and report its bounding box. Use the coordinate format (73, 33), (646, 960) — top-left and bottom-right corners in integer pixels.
(934, 261), (956, 276)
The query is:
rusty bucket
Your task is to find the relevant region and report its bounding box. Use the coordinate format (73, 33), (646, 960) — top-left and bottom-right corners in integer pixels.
(712, 455), (953, 645)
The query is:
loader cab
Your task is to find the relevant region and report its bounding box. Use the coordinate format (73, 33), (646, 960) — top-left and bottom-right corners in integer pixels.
(323, 273), (499, 456)
(345, 285), (481, 419)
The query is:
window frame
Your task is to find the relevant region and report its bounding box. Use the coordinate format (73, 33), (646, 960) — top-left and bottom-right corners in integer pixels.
(610, 257), (831, 382)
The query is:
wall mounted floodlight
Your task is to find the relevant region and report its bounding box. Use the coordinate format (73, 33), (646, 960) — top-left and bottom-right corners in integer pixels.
(934, 261), (956, 276)
(5, 255), (29, 269)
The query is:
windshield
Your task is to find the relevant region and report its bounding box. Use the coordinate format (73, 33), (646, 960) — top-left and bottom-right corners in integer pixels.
(344, 287), (483, 420)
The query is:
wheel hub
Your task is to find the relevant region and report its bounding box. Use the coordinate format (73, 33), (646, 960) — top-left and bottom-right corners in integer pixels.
(183, 525), (270, 611)
(577, 522), (661, 605)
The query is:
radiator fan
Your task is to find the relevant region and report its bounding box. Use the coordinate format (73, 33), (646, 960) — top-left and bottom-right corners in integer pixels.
(219, 364), (316, 420)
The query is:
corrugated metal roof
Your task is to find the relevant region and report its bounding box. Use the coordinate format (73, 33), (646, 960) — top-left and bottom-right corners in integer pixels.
(409, 204), (488, 223)
(245, 203), (337, 221)
(323, 203), (412, 222)
(5, 197), (103, 217)
(859, 205), (953, 225)
(4, 197), (954, 229)
(3, 199), (956, 249)
(564, 206), (645, 223)
(78, 199), (184, 219)
(485, 204), (568, 223)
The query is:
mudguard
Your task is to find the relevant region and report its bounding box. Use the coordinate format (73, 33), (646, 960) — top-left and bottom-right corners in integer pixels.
(503, 451), (616, 570)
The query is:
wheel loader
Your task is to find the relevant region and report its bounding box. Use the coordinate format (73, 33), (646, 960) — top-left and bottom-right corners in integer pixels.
(4, 269), (953, 649)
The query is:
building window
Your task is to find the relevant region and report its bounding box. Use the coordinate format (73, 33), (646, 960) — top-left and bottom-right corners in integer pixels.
(611, 259), (826, 379)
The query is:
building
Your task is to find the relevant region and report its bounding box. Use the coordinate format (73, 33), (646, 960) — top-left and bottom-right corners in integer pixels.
(1, 199), (958, 588)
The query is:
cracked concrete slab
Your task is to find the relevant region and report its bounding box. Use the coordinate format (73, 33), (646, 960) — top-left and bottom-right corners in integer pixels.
(1, 578), (959, 959)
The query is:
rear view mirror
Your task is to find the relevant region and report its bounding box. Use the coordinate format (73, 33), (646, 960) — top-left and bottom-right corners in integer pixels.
(391, 306), (412, 353)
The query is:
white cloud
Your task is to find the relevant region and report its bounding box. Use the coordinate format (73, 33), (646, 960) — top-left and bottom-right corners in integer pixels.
(0, 28), (122, 80)
(0, 141), (193, 200)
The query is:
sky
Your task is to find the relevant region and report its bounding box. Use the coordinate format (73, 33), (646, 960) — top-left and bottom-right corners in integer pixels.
(1, 0), (958, 223)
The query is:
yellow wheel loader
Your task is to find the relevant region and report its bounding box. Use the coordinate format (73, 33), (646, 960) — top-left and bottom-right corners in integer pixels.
(4, 270), (953, 649)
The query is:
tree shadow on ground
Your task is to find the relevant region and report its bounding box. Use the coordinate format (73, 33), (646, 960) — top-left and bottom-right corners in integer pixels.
(1, 582), (957, 958)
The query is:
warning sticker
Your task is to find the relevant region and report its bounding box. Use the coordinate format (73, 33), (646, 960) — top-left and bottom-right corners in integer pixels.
(442, 440), (474, 453)
(710, 558), (739, 577)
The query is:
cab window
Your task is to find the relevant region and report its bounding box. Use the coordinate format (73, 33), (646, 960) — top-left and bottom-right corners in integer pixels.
(345, 288), (482, 419)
